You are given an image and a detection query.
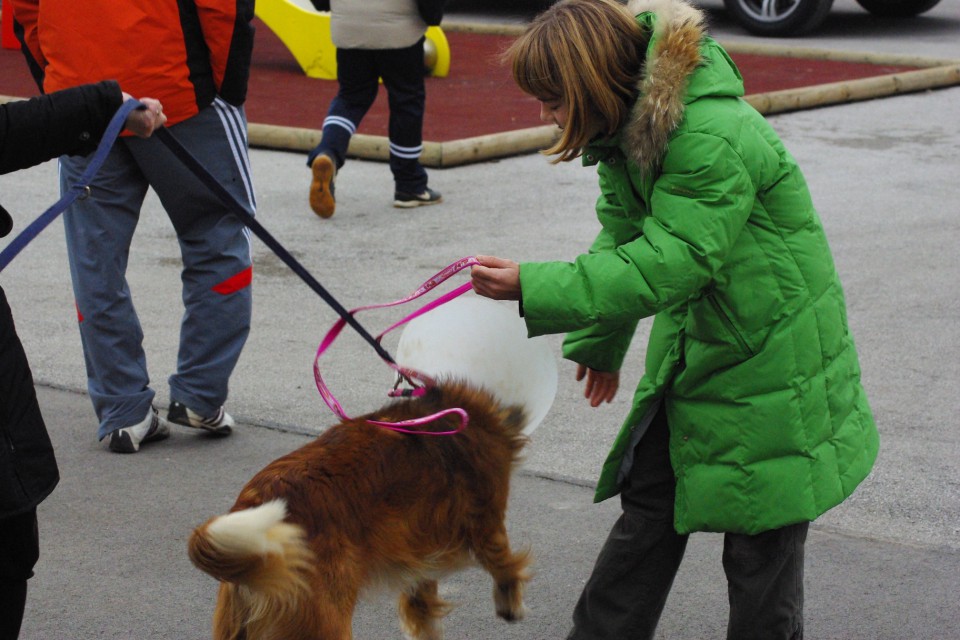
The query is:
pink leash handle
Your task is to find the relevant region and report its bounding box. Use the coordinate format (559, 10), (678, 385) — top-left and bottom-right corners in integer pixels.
(313, 256), (480, 435)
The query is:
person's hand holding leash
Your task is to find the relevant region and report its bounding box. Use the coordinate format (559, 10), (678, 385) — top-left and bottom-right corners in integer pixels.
(471, 255), (521, 300)
(122, 93), (166, 137)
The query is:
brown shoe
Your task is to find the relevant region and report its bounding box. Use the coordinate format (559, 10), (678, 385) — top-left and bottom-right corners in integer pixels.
(309, 154), (336, 218)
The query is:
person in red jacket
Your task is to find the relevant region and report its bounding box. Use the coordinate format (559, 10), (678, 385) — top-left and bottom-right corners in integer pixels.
(1, 81), (164, 639)
(12, 0), (257, 453)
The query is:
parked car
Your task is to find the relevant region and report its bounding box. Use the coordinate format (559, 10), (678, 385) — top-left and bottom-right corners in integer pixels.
(720, 0), (943, 36)
(445, 0), (944, 37)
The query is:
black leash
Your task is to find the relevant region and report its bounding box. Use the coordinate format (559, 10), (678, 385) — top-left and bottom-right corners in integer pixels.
(0, 97), (394, 365)
(153, 126), (395, 365)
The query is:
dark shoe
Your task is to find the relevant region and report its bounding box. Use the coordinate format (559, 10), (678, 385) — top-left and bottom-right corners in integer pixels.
(108, 407), (170, 453)
(309, 154), (337, 218)
(168, 401), (234, 437)
(393, 187), (443, 208)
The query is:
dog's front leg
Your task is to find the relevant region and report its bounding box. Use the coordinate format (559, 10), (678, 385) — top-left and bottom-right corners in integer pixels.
(475, 525), (531, 622)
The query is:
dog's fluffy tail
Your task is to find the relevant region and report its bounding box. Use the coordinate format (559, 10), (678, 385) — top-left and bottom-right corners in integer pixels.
(188, 499), (314, 629)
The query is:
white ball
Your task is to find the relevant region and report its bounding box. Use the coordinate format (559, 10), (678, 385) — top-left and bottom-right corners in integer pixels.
(396, 294), (558, 434)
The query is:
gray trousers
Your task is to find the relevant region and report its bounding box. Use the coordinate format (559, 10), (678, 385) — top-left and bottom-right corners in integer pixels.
(59, 99), (255, 440)
(568, 407), (807, 640)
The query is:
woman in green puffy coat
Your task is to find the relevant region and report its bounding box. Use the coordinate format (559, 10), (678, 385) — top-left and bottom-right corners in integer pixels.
(470, 0), (879, 637)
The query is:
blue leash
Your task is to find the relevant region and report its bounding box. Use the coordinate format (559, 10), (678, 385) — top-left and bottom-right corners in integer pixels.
(0, 100), (394, 365)
(0, 98), (141, 273)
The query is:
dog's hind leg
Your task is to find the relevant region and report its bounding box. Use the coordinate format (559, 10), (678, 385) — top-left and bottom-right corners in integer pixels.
(305, 584), (357, 640)
(311, 605), (354, 640)
(211, 582), (245, 640)
(397, 579), (451, 640)
(474, 524), (531, 622)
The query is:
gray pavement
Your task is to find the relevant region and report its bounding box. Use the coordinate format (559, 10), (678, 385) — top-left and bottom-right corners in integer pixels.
(2, 1), (959, 637)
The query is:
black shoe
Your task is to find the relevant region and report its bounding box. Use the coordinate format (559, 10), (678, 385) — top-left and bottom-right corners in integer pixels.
(393, 187), (443, 208)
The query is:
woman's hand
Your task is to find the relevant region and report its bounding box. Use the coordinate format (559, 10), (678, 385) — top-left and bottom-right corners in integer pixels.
(576, 364), (619, 407)
(471, 254), (521, 300)
(122, 93), (166, 137)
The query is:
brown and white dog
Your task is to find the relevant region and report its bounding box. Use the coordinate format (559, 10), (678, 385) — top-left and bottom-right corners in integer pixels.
(187, 380), (532, 640)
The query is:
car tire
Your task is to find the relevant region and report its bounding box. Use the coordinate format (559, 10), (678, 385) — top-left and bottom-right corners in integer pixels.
(854, 0), (942, 18)
(722, 0), (835, 36)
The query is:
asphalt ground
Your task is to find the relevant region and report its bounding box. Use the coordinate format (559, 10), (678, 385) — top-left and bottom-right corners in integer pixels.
(1, 1), (958, 638)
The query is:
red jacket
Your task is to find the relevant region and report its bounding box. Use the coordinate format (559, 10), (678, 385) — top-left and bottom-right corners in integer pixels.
(11, 0), (255, 126)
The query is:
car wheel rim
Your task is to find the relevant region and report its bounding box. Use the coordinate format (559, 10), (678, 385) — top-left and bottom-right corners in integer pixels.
(735, 0), (802, 22)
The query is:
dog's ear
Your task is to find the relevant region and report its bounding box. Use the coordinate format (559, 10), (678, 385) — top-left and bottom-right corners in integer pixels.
(498, 406), (527, 434)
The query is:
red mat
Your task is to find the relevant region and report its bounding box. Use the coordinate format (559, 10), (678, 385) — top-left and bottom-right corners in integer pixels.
(0, 19), (919, 143)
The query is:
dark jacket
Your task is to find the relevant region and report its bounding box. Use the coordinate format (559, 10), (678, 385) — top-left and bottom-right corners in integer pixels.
(0, 79), (123, 236)
(0, 79), (123, 517)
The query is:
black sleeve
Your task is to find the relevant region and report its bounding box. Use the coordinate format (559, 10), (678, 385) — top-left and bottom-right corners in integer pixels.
(217, 0), (256, 107)
(0, 80), (124, 176)
(416, 0), (447, 26)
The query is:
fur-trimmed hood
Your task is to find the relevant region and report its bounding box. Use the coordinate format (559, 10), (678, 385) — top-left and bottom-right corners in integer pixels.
(620, 0), (743, 173)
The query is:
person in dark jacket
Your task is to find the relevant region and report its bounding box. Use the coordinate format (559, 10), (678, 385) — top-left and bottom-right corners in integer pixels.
(0, 80), (164, 639)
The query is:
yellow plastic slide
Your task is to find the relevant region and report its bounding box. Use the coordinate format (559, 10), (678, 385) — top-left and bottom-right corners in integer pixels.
(254, 0), (450, 79)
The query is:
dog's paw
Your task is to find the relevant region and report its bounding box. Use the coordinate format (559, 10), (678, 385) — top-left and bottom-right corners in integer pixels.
(494, 581), (527, 622)
(402, 624), (444, 640)
(498, 606), (528, 622)
(496, 602), (528, 623)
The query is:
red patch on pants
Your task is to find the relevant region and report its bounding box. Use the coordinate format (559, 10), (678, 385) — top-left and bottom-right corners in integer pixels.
(212, 266), (253, 295)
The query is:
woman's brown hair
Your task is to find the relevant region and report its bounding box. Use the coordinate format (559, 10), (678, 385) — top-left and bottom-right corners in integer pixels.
(504, 0), (649, 162)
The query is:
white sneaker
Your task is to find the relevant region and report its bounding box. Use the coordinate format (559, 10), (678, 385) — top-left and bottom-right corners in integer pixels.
(108, 407), (170, 453)
(167, 401), (234, 437)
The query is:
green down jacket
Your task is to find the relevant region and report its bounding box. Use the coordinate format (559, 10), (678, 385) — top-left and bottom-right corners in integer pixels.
(519, 1), (879, 535)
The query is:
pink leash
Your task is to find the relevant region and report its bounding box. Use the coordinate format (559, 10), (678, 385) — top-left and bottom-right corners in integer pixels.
(313, 256), (480, 435)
